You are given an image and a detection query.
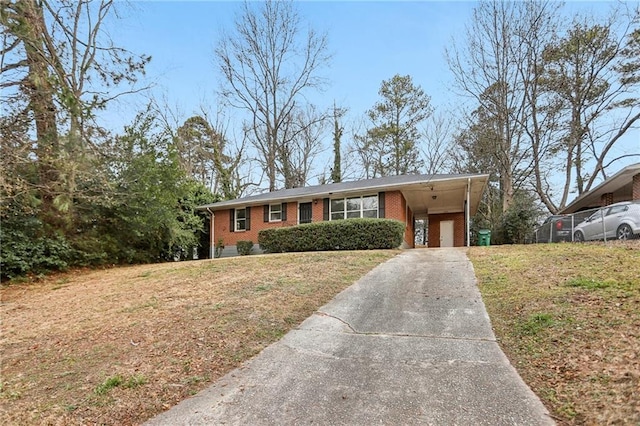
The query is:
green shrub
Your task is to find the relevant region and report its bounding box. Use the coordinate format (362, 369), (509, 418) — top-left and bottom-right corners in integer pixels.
(0, 219), (75, 280)
(258, 219), (405, 253)
(236, 240), (254, 256)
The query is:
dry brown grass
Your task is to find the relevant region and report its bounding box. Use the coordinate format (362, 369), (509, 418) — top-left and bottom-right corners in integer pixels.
(469, 241), (640, 425)
(0, 250), (397, 425)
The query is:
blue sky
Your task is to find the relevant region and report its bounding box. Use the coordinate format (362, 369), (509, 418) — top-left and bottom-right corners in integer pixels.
(110, 1), (477, 126)
(103, 0), (639, 186)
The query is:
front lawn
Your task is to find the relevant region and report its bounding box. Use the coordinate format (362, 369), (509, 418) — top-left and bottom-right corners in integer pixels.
(3, 243), (638, 425)
(0, 250), (397, 425)
(470, 241), (640, 425)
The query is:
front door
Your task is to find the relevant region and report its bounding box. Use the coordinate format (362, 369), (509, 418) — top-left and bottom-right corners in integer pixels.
(299, 202), (312, 224)
(440, 220), (454, 247)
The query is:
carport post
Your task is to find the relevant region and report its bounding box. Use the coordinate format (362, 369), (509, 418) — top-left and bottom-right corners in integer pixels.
(466, 178), (471, 247)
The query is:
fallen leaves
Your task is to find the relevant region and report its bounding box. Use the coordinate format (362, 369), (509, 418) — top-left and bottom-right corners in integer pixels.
(470, 241), (640, 425)
(0, 250), (397, 425)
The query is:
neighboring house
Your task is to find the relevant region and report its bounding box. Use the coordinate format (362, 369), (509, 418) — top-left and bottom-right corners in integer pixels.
(558, 163), (640, 214)
(197, 173), (489, 257)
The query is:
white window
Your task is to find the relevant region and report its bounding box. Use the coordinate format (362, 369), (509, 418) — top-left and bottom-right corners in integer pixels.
(235, 208), (246, 231)
(362, 195), (378, 218)
(330, 198), (345, 220)
(330, 195), (378, 220)
(269, 204), (282, 222)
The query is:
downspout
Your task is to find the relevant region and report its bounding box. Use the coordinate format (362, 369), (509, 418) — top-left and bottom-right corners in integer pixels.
(466, 178), (471, 247)
(207, 208), (215, 259)
(406, 202), (411, 248)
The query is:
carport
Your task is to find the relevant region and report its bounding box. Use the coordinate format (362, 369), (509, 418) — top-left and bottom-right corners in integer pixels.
(559, 163), (640, 214)
(396, 174), (489, 247)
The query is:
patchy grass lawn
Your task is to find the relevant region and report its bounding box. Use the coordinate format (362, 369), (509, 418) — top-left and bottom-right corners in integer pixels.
(0, 250), (397, 425)
(469, 241), (640, 425)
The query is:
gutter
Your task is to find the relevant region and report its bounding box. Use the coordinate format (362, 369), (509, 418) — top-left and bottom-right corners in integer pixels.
(197, 174), (491, 211)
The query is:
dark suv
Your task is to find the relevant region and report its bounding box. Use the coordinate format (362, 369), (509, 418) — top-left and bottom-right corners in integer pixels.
(535, 215), (573, 243)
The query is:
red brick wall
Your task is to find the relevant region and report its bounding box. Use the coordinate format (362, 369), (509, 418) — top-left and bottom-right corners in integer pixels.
(312, 199), (324, 221)
(427, 212), (465, 247)
(633, 174), (640, 201)
(383, 191), (414, 247)
(211, 192), (415, 248)
(212, 203), (300, 246)
(601, 192), (614, 206)
(385, 191), (405, 222)
(406, 207), (415, 248)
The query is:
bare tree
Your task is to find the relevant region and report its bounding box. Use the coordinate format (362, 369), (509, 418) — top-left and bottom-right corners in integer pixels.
(448, 0), (639, 213)
(215, 0), (330, 191)
(446, 0), (536, 212)
(421, 111), (455, 174)
(1, 0), (149, 224)
(513, 0), (563, 213)
(541, 10), (640, 205)
(277, 104), (328, 188)
(347, 117), (376, 180)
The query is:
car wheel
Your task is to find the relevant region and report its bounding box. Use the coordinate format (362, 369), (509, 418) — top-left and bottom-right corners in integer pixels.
(617, 224), (634, 240)
(574, 231), (584, 242)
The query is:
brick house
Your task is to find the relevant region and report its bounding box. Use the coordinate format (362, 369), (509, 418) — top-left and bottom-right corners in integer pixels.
(197, 173), (489, 257)
(558, 163), (640, 213)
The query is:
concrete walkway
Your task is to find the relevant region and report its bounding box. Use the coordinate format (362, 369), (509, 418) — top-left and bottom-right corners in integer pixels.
(146, 249), (555, 425)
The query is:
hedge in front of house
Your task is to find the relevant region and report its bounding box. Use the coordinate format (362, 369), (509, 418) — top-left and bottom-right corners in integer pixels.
(258, 218), (405, 253)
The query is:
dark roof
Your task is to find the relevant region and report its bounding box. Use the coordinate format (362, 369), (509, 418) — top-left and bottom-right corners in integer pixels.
(197, 173), (487, 211)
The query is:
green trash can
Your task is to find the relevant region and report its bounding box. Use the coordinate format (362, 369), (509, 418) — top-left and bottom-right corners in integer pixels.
(478, 229), (491, 246)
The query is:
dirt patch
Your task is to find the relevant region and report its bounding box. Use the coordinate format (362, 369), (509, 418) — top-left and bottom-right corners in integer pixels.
(469, 241), (640, 425)
(1, 250), (397, 425)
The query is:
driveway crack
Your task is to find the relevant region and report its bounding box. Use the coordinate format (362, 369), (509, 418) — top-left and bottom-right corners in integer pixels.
(310, 312), (497, 343)
(315, 311), (357, 333)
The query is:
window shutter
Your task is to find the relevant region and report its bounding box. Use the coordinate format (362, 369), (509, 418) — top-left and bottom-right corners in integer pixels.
(323, 198), (329, 221)
(246, 206), (251, 230)
(281, 203), (287, 221)
(264, 205), (269, 222)
(378, 192), (385, 218)
(230, 209), (235, 232)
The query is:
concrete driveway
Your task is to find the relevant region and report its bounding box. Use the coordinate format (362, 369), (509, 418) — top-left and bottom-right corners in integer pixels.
(146, 248), (554, 425)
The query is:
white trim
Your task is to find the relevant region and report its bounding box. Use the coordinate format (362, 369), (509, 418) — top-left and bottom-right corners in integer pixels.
(268, 203), (282, 222)
(329, 194), (378, 220)
(235, 208), (246, 231)
(199, 174), (490, 211)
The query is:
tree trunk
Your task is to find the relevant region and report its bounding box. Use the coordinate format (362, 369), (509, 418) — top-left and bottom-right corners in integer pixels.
(21, 0), (61, 221)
